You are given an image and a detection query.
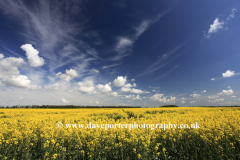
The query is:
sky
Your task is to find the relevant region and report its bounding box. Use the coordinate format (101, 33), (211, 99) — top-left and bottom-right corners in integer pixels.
(0, 0), (240, 107)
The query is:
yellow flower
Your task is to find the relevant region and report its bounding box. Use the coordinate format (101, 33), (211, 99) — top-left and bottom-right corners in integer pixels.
(137, 154), (142, 159)
(52, 154), (58, 159)
(133, 148), (136, 153)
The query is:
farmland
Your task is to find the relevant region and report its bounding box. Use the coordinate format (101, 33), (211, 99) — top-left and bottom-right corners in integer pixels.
(0, 107), (239, 159)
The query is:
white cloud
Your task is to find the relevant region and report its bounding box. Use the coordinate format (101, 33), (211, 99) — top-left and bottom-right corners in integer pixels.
(130, 88), (144, 94)
(96, 84), (112, 93)
(190, 94), (201, 98)
(78, 80), (94, 94)
(19, 97), (23, 100)
(121, 87), (132, 92)
(56, 69), (79, 82)
(227, 8), (237, 20)
(208, 95), (219, 99)
(131, 79), (135, 81)
(190, 101), (196, 104)
(211, 78), (216, 81)
(45, 83), (60, 91)
(201, 90), (207, 93)
(0, 53), (4, 59)
(222, 70), (235, 78)
(113, 76), (127, 87)
(205, 18), (224, 38)
(215, 98), (224, 101)
(96, 101), (99, 104)
(205, 9), (237, 38)
(180, 100), (185, 104)
(133, 83), (136, 87)
(132, 94), (141, 100)
(61, 98), (69, 103)
(124, 83), (133, 88)
(218, 89), (233, 96)
(21, 44), (44, 67)
(0, 55), (26, 78)
(0, 55), (39, 89)
(2, 75), (40, 89)
(109, 92), (118, 97)
(150, 93), (176, 103)
(125, 94), (131, 99)
(66, 69), (79, 78)
(91, 69), (99, 74)
(115, 37), (133, 53)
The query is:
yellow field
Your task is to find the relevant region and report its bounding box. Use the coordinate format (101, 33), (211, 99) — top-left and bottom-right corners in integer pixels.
(0, 107), (239, 159)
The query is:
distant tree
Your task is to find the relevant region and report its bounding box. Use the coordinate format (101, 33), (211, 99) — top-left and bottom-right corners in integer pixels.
(160, 105), (178, 107)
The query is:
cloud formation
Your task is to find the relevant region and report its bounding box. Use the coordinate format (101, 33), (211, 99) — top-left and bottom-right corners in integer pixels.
(205, 8), (237, 38)
(113, 76), (127, 87)
(77, 80), (95, 94)
(222, 70), (235, 78)
(0, 53), (40, 89)
(56, 69), (79, 82)
(218, 89), (233, 96)
(96, 84), (112, 93)
(21, 44), (44, 67)
(45, 83), (60, 91)
(61, 98), (69, 103)
(150, 93), (176, 103)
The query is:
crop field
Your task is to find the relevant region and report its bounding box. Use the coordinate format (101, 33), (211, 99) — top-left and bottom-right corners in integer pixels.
(0, 107), (239, 160)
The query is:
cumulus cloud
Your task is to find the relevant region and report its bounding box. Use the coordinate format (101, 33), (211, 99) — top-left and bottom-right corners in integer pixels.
(2, 75), (40, 90)
(0, 53), (4, 59)
(205, 9), (237, 38)
(125, 94), (131, 99)
(208, 18), (224, 35)
(150, 93), (176, 103)
(190, 94), (201, 98)
(124, 83), (133, 88)
(21, 44), (44, 67)
(190, 101), (196, 104)
(121, 87), (131, 92)
(113, 76), (127, 87)
(96, 84), (112, 93)
(56, 69), (79, 82)
(132, 94), (141, 100)
(0, 68), (38, 89)
(45, 83), (60, 91)
(180, 100), (185, 104)
(109, 92), (118, 97)
(131, 79), (135, 81)
(130, 88), (144, 94)
(78, 80), (94, 93)
(222, 70), (235, 78)
(211, 78), (216, 81)
(61, 98), (69, 103)
(201, 90), (207, 93)
(218, 89), (233, 96)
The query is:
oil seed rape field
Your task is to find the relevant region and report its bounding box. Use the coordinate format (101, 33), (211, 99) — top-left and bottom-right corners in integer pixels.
(0, 107), (240, 160)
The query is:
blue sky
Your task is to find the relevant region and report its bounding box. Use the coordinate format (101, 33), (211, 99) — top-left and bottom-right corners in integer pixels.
(0, 0), (240, 107)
